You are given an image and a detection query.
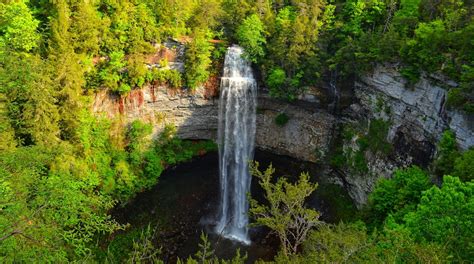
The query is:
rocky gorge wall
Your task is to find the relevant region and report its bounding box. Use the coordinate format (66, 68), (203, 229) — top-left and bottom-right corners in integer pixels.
(337, 65), (474, 206)
(92, 85), (335, 163)
(92, 42), (473, 208)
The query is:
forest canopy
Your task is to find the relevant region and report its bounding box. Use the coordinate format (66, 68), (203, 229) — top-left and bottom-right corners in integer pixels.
(0, 0), (473, 263)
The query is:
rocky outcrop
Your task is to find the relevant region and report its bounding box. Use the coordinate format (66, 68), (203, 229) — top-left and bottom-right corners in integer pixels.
(340, 65), (474, 206)
(356, 66), (472, 150)
(256, 95), (335, 162)
(92, 86), (335, 163)
(92, 59), (473, 207)
(93, 85), (219, 140)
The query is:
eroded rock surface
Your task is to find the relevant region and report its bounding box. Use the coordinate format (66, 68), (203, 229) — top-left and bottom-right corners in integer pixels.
(92, 64), (473, 207)
(341, 66), (474, 206)
(93, 87), (335, 163)
(93, 85), (219, 140)
(256, 95), (335, 162)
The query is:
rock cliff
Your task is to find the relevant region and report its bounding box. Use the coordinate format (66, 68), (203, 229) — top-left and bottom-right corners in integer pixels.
(92, 50), (473, 207)
(338, 65), (474, 206)
(92, 85), (335, 163)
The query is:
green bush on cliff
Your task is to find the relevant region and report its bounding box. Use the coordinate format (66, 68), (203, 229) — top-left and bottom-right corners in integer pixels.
(453, 148), (474, 182)
(275, 113), (289, 127)
(433, 130), (460, 177)
(331, 119), (390, 174)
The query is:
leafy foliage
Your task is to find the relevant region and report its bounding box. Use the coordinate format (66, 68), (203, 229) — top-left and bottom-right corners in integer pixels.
(185, 30), (214, 89)
(249, 162), (321, 255)
(296, 221), (447, 264)
(453, 148), (474, 182)
(367, 166), (432, 227)
(404, 176), (474, 261)
(236, 14), (266, 63)
(0, 1), (40, 52)
(433, 130), (460, 177)
(274, 113), (289, 127)
(331, 119), (391, 174)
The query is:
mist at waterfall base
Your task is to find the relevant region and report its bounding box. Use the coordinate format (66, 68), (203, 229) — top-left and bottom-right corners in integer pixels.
(215, 45), (257, 244)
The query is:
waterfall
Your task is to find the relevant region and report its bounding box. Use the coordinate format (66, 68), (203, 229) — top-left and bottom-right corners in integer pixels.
(216, 45), (257, 244)
(329, 69), (340, 113)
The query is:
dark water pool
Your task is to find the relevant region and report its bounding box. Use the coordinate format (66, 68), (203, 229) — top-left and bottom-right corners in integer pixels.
(111, 150), (356, 263)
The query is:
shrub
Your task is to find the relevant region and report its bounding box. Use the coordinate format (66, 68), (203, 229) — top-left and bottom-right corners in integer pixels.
(127, 54), (148, 88)
(267, 67), (286, 96)
(453, 148), (474, 181)
(433, 130), (460, 177)
(275, 113), (289, 127)
(266, 68), (304, 101)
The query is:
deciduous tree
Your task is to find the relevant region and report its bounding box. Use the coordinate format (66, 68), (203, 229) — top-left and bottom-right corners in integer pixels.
(249, 162), (322, 255)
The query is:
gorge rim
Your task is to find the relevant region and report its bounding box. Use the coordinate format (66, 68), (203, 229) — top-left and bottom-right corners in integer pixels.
(215, 45), (257, 245)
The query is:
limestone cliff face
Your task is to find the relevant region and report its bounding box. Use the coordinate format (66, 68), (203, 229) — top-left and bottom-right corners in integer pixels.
(92, 58), (473, 208)
(356, 66), (472, 150)
(93, 85), (219, 140)
(339, 65), (474, 206)
(256, 95), (335, 162)
(92, 85), (335, 163)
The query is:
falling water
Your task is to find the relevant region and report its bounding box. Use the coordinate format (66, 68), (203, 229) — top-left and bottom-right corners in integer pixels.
(216, 45), (257, 244)
(328, 69), (340, 113)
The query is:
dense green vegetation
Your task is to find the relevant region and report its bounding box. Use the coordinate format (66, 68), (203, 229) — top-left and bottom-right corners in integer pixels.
(0, 0), (473, 262)
(331, 118), (392, 173)
(250, 155), (473, 263)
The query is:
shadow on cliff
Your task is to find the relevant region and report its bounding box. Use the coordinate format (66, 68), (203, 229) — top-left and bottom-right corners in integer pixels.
(173, 87), (220, 141)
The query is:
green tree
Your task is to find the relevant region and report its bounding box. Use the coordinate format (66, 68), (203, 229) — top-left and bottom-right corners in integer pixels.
(433, 130), (460, 177)
(184, 30), (213, 89)
(0, 92), (16, 151)
(99, 51), (128, 93)
(126, 225), (163, 264)
(154, 0), (195, 37)
(296, 221), (447, 264)
(127, 3), (159, 54)
(405, 176), (474, 261)
(249, 162), (321, 255)
(0, 1), (40, 51)
(236, 14), (266, 63)
(69, 0), (103, 55)
(0, 52), (60, 147)
(127, 53), (148, 88)
(300, 222), (370, 263)
(453, 148), (474, 181)
(367, 166), (432, 227)
(126, 120), (152, 167)
(188, 0), (223, 31)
